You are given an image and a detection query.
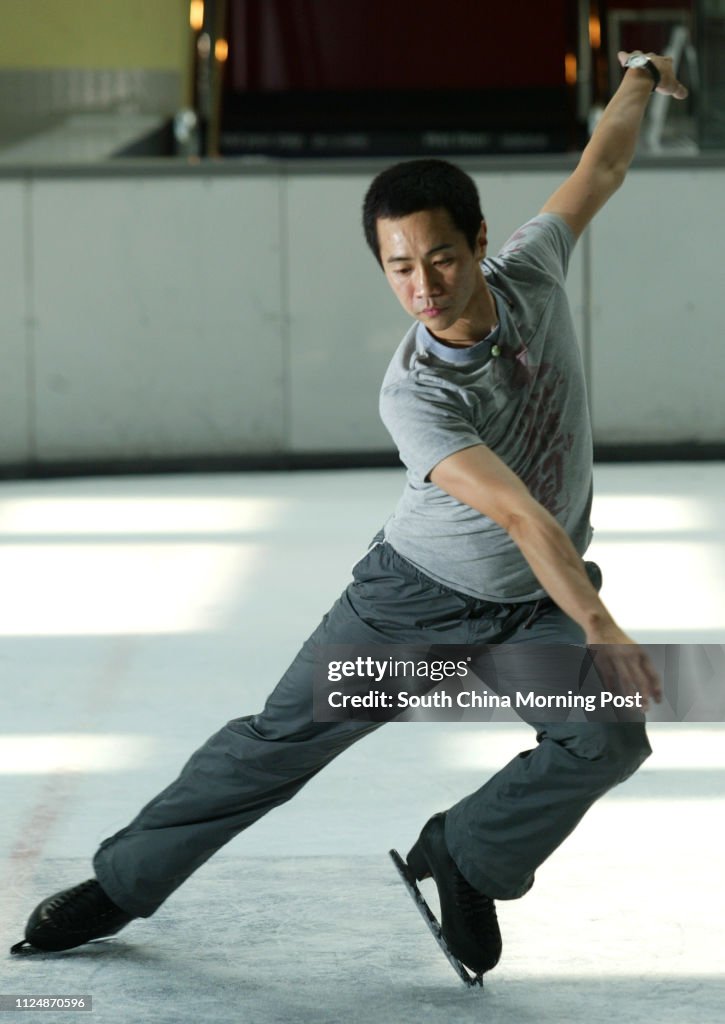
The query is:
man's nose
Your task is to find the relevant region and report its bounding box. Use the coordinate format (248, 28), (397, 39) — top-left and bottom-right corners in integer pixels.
(414, 265), (440, 296)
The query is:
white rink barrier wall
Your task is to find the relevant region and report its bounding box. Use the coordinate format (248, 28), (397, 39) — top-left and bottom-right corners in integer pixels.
(0, 163), (723, 466)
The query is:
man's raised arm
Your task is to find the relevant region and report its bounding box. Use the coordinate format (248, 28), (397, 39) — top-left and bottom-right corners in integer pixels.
(540, 50), (689, 239)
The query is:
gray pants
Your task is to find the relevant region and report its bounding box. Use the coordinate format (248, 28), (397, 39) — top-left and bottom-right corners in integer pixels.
(93, 540), (651, 916)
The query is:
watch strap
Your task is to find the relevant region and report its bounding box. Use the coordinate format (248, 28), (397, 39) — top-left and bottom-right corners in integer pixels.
(625, 54), (661, 92)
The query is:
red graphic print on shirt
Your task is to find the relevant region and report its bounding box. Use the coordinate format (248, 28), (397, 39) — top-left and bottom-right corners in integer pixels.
(506, 342), (574, 519)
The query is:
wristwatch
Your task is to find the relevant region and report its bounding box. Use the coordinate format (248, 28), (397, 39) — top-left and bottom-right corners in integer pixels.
(624, 53), (661, 91)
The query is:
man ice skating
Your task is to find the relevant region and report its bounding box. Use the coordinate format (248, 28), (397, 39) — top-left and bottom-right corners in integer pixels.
(12, 51), (687, 978)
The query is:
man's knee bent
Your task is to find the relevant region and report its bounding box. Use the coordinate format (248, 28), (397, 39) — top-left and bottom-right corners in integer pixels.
(606, 724), (651, 781)
(557, 722), (652, 784)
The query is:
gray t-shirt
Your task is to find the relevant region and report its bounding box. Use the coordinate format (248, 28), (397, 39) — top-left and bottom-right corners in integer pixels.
(379, 213), (593, 602)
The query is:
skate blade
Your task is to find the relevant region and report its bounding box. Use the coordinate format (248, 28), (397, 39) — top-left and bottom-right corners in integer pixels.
(389, 849), (483, 989)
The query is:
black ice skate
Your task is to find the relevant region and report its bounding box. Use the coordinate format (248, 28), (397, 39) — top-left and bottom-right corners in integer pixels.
(10, 879), (134, 954)
(390, 812), (501, 987)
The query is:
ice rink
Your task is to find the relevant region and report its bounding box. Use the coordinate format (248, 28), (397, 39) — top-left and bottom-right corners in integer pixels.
(1, 463), (724, 1023)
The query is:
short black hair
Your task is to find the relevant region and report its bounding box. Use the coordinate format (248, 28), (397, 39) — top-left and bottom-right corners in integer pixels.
(362, 158), (484, 267)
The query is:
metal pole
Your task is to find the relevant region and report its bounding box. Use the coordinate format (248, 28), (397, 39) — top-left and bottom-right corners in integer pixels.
(196, 0), (217, 156)
(577, 0), (593, 125)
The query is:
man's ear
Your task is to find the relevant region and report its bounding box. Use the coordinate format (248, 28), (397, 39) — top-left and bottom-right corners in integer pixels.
(476, 219), (488, 260)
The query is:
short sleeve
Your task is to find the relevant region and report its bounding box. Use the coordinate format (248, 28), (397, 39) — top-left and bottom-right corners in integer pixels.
(380, 383), (483, 482)
(497, 213), (575, 285)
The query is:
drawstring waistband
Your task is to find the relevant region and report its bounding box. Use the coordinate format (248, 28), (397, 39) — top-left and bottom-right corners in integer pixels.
(522, 598), (549, 630)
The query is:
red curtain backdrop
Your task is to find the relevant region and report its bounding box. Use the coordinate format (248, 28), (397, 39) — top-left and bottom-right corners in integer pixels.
(227, 0), (569, 92)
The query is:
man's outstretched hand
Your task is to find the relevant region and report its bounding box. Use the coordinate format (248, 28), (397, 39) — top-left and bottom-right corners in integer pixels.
(587, 624), (662, 712)
(618, 50), (689, 100)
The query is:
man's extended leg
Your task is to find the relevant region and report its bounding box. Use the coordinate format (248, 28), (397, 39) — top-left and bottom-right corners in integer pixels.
(92, 603), (386, 918)
(11, 596), (382, 955)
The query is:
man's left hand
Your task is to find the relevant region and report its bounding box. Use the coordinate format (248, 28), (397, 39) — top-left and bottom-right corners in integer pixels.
(618, 50), (689, 100)
(587, 624), (663, 712)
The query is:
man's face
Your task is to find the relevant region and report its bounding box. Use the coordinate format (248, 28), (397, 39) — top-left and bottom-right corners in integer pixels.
(376, 208), (488, 340)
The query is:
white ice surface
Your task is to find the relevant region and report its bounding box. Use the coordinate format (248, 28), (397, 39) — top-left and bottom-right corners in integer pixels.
(1, 465), (724, 1023)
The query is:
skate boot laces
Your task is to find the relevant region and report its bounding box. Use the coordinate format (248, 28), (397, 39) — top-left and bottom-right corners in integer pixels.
(43, 880), (120, 930)
(452, 869), (500, 945)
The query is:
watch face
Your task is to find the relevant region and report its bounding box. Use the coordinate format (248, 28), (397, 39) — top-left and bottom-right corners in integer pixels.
(628, 55), (649, 69)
